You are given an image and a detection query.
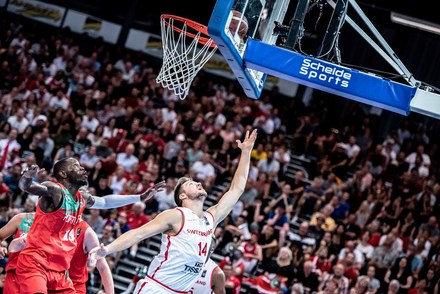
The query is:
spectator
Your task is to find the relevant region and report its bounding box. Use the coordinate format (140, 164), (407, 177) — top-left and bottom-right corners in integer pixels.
(295, 176), (326, 219)
(369, 233), (400, 278)
(108, 166), (127, 195)
(98, 225), (121, 271)
(239, 231), (262, 275)
(0, 128), (20, 171)
(251, 143), (267, 162)
(405, 144), (431, 169)
(79, 145), (100, 171)
(48, 89), (69, 111)
(265, 202), (290, 248)
(319, 263), (350, 294)
(344, 213), (362, 241)
(81, 108), (100, 133)
(72, 127), (92, 155)
(341, 252), (360, 287)
(116, 143), (139, 172)
(186, 139), (204, 166)
(154, 177), (177, 212)
(258, 224), (279, 266)
(288, 221), (316, 251)
(310, 204), (336, 233)
(126, 202), (149, 230)
(338, 240), (364, 270)
(356, 231), (375, 266)
(223, 263), (241, 294)
(387, 279), (401, 294)
(384, 256), (413, 293)
(257, 150), (280, 179)
(349, 275), (370, 294)
(294, 260), (320, 293)
(84, 209), (106, 236)
(255, 246), (296, 292)
(190, 152), (216, 190)
(337, 135), (361, 167)
(7, 108), (29, 134)
(162, 134), (185, 164)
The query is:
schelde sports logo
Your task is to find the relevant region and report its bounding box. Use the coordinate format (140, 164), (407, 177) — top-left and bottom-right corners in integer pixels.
(299, 58), (351, 88)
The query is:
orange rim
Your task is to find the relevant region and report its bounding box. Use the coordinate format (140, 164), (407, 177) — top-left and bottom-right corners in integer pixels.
(161, 14), (217, 48)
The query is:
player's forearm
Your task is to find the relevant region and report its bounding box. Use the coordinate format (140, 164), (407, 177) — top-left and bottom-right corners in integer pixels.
(90, 194), (141, 209)
(18, 176), (33, 192)
(106, 228), (145, 255)
(228, 148), (252, 195)
(216, 149), (251, 217)
(96, 259), (115, 294)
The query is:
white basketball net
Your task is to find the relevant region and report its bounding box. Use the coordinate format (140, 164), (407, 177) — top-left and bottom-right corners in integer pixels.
(157, 16), (218, 100)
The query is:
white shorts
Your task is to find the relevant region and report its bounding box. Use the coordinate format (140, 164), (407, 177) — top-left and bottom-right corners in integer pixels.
(133, 277), (189, 294)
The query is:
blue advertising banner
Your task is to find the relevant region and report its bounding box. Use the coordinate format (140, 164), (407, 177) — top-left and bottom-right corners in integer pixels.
(244, 39), (417, 115)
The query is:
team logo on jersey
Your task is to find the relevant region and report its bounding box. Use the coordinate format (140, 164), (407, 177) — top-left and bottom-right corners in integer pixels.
(183, 262), (204, 274)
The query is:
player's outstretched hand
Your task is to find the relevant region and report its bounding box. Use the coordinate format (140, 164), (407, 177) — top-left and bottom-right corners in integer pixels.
(140, 180), (166, 202)
(88, 243), (108, 265)
(236, 129), (257, 152)
(22, 164), (44, 179)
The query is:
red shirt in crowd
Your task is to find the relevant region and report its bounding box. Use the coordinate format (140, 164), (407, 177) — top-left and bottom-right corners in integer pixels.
(126, 211), (150, 229)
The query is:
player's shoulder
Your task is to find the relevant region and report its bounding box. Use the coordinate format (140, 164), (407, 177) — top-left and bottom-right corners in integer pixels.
(41, 180), (61, 188)
(10, 212), (27, 222)
(158, 207), (184, 221)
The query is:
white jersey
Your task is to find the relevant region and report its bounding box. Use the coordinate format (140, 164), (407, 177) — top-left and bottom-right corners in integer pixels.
(146, 207), (215, 292)
(191, 259), (219, 294)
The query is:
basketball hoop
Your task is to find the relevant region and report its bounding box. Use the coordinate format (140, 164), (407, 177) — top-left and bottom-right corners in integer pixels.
(157, 14), (218, 100)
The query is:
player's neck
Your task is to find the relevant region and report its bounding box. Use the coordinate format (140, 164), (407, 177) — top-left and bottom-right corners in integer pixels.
(183, 201), (205, 218)
(60, 180), (80, 199)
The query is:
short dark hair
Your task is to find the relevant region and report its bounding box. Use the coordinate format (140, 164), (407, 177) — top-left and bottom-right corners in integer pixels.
(53, 158), (71, 181)
(173, 177), (191, 207)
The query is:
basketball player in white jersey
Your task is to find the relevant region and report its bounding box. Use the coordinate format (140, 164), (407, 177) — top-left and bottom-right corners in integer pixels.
(89, 129), (258, 293)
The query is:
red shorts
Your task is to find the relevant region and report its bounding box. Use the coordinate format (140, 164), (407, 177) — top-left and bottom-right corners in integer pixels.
(73, 282), (87, 294)
(4, 270), (19, 294)
(16, 254), (75, 294)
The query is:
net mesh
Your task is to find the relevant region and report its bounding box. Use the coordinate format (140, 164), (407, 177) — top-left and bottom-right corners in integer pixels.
(157, 16), (218, 100)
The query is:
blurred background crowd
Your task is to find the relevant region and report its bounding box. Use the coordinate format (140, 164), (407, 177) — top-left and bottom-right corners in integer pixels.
(0, 10), (439, 294)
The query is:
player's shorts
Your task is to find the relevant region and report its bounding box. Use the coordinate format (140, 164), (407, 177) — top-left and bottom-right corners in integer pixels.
(4, 270), (19, 294)
(73, 282), (87, 294)
(16, 254), (75, 294)
(133, 276), (190, 294)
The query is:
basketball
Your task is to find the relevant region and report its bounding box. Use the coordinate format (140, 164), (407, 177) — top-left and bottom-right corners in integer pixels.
(229, 10), (248, 40)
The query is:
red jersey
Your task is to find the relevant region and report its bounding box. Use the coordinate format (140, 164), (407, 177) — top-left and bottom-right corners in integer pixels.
(5, 213), (35, 272)
(68, 221), (89, 285)
(19, 183), (86, 272)
(242, 242), (259, 262)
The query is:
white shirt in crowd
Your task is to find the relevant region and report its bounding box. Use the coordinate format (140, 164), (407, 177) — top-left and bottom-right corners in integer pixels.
(116, 153), (139, 172)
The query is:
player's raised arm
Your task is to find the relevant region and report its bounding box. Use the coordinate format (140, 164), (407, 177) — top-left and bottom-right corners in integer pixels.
(18, 165), (63, 205)
(83, 180), (166, 209)
(208, 129), (257, 227)
(89, 208), (181, 262)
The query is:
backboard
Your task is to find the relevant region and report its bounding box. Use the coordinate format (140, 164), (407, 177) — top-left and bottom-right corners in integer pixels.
(208, 0), (290, 99)
(207, 0), (440, 119)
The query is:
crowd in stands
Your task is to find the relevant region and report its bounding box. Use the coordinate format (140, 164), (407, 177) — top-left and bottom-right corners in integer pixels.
(0, 11), (440, 294)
